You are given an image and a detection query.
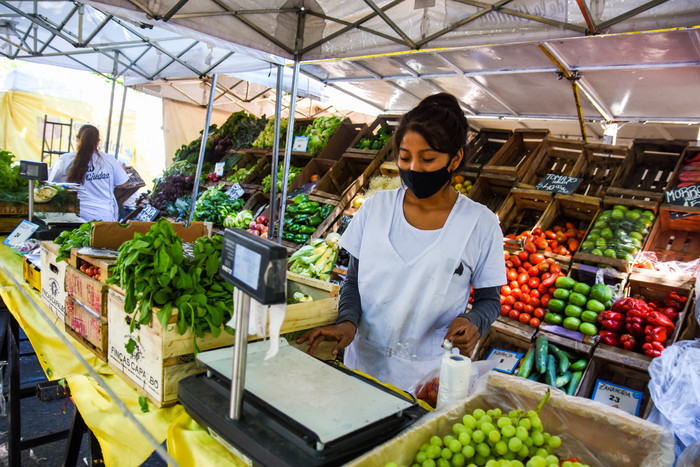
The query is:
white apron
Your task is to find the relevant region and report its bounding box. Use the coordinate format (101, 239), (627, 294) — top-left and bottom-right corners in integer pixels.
(344, 189), (478, 391)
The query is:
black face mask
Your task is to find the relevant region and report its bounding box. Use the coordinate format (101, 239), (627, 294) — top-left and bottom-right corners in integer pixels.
(399, 162), (452, 199)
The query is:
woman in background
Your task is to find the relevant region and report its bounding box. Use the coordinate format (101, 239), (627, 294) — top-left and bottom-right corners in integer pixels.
(48, 124), (129, 222)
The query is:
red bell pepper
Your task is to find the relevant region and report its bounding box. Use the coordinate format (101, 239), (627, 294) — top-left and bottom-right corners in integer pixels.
(620, 334), (637, 351)
(611, 297), (633, 314)
(644, 325), (668, 343)
(656, 306), (679, 322)
(647, 311), (675, 331)
(642, 341), (665, 358)
(625, 316), (645, 336)
(665, 291), (687, 310)
(599, 330), (620, 347)
(598, 311), (624, 332)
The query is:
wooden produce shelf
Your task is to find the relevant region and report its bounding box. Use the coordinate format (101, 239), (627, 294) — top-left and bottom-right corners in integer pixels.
(242, 152), (315, 195)
(608, 139), (688, 202)
(472, 320), (534, 373)
(531, 330), (595, 395)
(498, 187), (553, 238)
(468, 173), (516, 215)
(632, 206), (700, 279)
(665, 145), (700, 192)
(518, 136), (584, 188)
(593, 273), (695, 372)
(311, 150), (389, 202)
(482, 129), (549, 180)
(346, 114), (399, 158)
(460, 128), (513, 173)
(315, 119), (365, 160)
(570, 142), (628, 199)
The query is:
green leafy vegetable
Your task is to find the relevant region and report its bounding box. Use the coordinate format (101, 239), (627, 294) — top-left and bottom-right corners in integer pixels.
(192, 184), (245, 225)
(54, 222), (94, 262)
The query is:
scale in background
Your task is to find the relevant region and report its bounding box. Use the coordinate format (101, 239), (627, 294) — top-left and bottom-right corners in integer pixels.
(178, 228), (426, 466)
(18, 160), (85, 240)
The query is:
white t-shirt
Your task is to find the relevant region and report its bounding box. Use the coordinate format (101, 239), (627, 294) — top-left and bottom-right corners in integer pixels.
(48, 151), (129, 222)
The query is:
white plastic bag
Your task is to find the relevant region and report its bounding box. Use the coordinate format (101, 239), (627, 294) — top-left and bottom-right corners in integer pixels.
(647, 339), (700, 459)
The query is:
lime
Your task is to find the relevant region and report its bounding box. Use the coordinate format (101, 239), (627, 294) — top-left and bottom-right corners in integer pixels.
(572, 282), (591, 296)
(547, 299), (566, 313)
(591, 248), (603, 256)
(641, 210), (655, 221)
(613, 205), (628, 212)
(595, 238), (607, 249)
(586, 299), (605, 313)
(568, 292), (588, 307)
(562, 317), (581, 331)
(610, 209), (624, 220)
(581, 310), (599, 323)
(600, 228), (614, 240)
(590, 283), (613, 302)
(553, 288), (571, 301)
(625, 210), (641, 220)
(544, 312), (563, 325)
(554, 276), (576, 289)
(564, 304), (583, 318)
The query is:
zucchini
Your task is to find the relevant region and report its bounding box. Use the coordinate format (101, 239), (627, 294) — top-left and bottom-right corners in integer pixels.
(517, 347), (535, 378)
(545, 354), (557, 387)
(548, 344), (570, 375)
(570, 359), (588, 371)
(555, 371), (572, 389)
(567, 370), (583, 395)
(535, 335), (549, 374)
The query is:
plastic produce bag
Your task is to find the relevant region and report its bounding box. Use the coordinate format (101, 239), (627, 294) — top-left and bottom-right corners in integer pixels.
(647, 339), (700, 459)
(579, 206), (655, 262)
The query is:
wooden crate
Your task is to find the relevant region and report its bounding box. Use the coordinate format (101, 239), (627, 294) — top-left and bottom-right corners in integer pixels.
(347, 114), (399, 156)
(287, 158), (336, 194)
(472, 319), (534, 373)
(460, 128), (513, 173)
(666, 145), (700, 191)
(593, 273), (694, 372)
(608, 139), (688, 201)
(284, 272), (340, 333)
(491, 315), (540, 344)
(533, 194), (600, 262)
(579, 356), (653, 419)
(68, 250), (115, 284)
(632, 206), (700, 279)
(65, 296), (108, 361)
(40, 241), (68, 322)
(518, 136), (584, 188)
(498, 188), (553, 238)
(311, 150), (389, 202)
(315, 119), (365, 160)
(241, 152), (315, 194)
(573, 196), (659, 273)
(468, 173), (516, 215)
(571, 142), (628, 199)
(64, 265), (108, 316)
(482, 129), (550, 179)
(22, 256), (41, 291)
(567, 262), (628, 292)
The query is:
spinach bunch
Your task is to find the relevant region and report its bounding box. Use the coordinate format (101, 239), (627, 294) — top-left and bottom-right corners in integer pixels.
(193, 184), (244, 225)
(107, 219), (234, 354)
(54, 222), (94, 262)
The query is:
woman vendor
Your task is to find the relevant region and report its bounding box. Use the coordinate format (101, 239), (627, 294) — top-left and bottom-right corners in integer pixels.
(298, 93), (506, 391)
(48, 124), (129, 222)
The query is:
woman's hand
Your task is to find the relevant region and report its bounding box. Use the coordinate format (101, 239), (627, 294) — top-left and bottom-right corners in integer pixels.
(297, 321), (357, 358)
(444, 317), (480, 357)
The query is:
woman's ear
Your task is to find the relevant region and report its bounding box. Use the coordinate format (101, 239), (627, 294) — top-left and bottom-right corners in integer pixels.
(449, 149), (464, 172)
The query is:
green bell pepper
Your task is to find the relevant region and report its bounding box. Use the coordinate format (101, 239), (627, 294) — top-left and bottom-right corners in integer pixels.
(306, 213), (324, 226)
(293, 233), (310, 243)
(292, 194), (309, 205)
(319, 204), (333, 218)
(298, 225), (316, 234)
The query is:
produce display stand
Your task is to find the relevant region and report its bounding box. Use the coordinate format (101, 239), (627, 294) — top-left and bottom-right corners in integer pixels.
(607, 139), (688, 202)
(242, 152), (316, 196)
(572, 196), (659, 273)
(489, 315), (539, 346)
(481, 129), (550, 179)
(460, 128), (513, 173)
(632, 206), (700, 279)
(310, 151), (386, 201)
(347, 114), (399, 152)
(517, 136), (584, 188)
(286, 157), (337, 193)
(569, 142), (629, 199)
(530, 329), (595, 395)
(315, 119), (366, 160)
(467, 173), (516, 215)
(497, 187), (553, 238)
(592, 273), (695, 372)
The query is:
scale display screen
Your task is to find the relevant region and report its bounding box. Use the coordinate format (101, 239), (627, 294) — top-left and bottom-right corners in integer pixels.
(18, 160), (48, 181)
(219, 228), (287, 305)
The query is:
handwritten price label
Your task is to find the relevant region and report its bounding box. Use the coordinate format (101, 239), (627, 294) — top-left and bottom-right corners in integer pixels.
(226, 183), (245, 200)
(592, 379), (643, 416)
(485, 348), (524, 374)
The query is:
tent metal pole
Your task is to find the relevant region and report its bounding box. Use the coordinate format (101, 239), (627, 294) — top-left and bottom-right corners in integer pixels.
(105, 51), (118, 152)
(188, 74), (218, 224)
(269, 64), (284, 241)
(115, 86), (127, 158)
(277, 59), (301, 244)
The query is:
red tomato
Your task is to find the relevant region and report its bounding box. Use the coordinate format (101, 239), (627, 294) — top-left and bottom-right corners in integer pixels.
(504, 251), (510, 261)
(500, 305), (511, 316)
(518, 250), (529, 262)
(528, 266), (540, 277)
(511, 256), (522, 268)
(524, 242), (537, 254)
(505, 260), (514, 269)
(513, 301), (525, 312)
(529, 289), (540, 299)
(529, 297), (541, 308)
(520, 284), (530, 294)
(519, 313), (531, 324)
(545, 230), (557, 240)
(529, 253), (545, 265)
(501, 285), (512, 296)
(500, 294), (506, 303)
(517, 273), (529, 285)
(519, 293), (530, 305)
(538, 284), (549, 294)
(504, 295), (516, 306)
(550, 264), (561, 275)
(507, 270), (518, 281)
(541, 272), (551, 281)
(567, 238), (580, 252)
(529, 317), (541, 328)
(524, 304), (534, 315)
(523, 261), (533, 270)
(509, 310), (520, 320)
(533, 307), (545, 319)
(528, 277), (540, 289)
(534, 237), (548, 250)
(510, 288), (521, 300)
(510, 280), (520, 290)
(548, 287), (557, 296)
(532, 227), (542, 236)
(541, 294), (551, 307)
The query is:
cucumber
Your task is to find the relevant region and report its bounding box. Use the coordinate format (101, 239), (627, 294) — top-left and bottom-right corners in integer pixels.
(555, 371), (572, 389)
(570, 359), (588, 371)
(545, 354), (557, 387)
(535, 335), (549, 374)
(526, 371), (541, 382)
(567, 370), (583, 395)
(517, 347), (535, 378)
(547, 344), (570, 375)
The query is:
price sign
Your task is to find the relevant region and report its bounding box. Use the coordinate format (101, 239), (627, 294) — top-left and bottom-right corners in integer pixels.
(535, 174), (583, 194)
(292, 136), (309, 153)
(665, 183), (700, 208)
(225, 183), (245, 200)
(134, 204), (160, 222)
(485, 348), (524, 374)
(2, 220), (39, 249)
(214, 162), (226, 177)
(591, 379), (643, 416)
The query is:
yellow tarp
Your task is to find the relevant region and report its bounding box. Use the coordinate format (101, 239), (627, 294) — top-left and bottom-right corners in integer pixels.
(0, 241), (242, 466)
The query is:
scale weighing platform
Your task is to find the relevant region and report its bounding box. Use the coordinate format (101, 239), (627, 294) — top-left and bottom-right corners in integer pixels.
(178, 228), (426, 466)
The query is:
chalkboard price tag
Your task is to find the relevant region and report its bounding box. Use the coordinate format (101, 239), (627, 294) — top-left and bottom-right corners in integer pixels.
(485, 348), (524, 374)
(292, 136), (309, 152)
(135, 204), (160, 222)
(664, 183), (700, 208)
(591, 379), (643, 416)
(535, 174), (583, 194)
(226, 183), (245, 200)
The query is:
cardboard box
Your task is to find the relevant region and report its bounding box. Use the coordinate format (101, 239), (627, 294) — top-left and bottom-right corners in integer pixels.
(65, 265), (108, 316)
(90, 221), (212, 250)
(65, 296), (107, 360)
(40, 241), (67, 321)
(22, 256), (41, 291)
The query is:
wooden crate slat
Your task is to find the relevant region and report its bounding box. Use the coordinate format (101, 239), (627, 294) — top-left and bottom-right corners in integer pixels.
(468, 173), (516, 215)
(461, 128), (513, 172)
(573, 143), (629, 198)
(482, 129), (550, 179)
(498, 188), (552, 237)
(519, 136), (584, 187)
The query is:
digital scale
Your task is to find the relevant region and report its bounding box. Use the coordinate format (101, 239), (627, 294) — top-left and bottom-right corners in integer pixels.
(178, 229), (426, 466)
